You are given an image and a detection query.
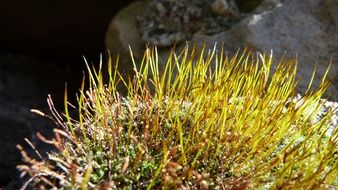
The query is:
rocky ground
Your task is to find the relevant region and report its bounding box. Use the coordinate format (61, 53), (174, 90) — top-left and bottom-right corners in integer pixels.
(0, 54), (84, 188)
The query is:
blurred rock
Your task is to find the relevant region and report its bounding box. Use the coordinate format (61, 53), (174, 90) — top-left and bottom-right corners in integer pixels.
(324, 0), (338, 31)
(212, 0), (239, 17)
(106, 0), (338, 100)
(199, 0), (338, 99)
(137, 0), (242, 47)
(105, 1), (149, 75)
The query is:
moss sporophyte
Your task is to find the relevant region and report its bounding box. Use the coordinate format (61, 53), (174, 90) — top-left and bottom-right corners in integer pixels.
(17, 45), (337, 189)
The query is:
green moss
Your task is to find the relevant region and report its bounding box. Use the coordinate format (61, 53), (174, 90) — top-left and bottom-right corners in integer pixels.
(17, 45), (337, 189)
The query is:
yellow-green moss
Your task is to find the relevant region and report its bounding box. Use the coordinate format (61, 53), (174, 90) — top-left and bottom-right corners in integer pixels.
(18, 45), (337, 189)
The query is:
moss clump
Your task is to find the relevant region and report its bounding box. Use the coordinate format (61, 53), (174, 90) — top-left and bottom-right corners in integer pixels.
(18, 45), (337, 189)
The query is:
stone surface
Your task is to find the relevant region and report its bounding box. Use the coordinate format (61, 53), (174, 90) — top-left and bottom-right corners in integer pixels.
(106, 0), (338, 100)
(199, 0), (338, 99)
(212, 0), (239, 17)
(324, 0), (338, 31)
(137, 0), (242, 47)
(105, 1), (148, 75)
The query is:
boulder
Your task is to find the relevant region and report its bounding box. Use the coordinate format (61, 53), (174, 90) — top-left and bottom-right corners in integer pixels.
(105, 0), (338, 100)
(199, 0), (338, 99)
(324, 0), (338, 31)
(105, 1), (149, 75)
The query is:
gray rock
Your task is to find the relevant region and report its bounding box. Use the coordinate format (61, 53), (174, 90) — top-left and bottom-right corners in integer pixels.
(105, 1), (148, 75)
(105, 0), (338, 100)
(324, 0), (338, 31)
(199, 0), (338, 100)
(211, 0), (239, 17)
(137, 0), (242, 47)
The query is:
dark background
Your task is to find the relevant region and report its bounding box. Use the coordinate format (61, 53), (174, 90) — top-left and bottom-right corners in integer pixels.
(0, 1), (136, 187)
(0, 0), (137, 66)
(0, 0), (259, 68)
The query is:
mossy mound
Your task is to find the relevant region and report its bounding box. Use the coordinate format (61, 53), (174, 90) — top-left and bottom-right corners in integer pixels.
(17, 45), (337, 189)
